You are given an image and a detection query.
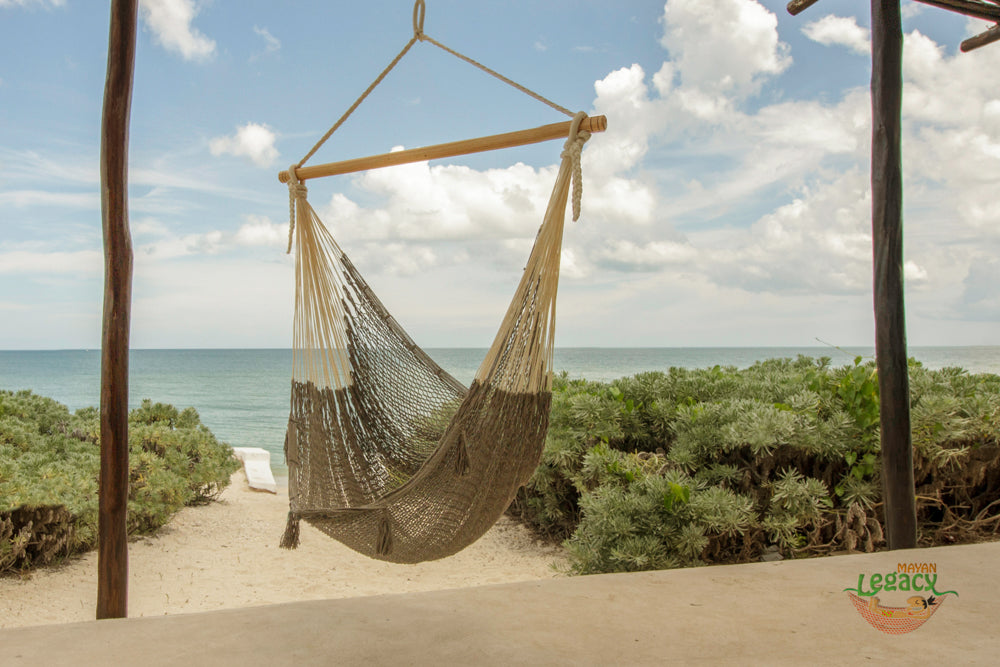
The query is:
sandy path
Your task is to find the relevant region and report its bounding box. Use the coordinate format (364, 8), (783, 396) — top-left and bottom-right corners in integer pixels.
(0, 473), (566, 629)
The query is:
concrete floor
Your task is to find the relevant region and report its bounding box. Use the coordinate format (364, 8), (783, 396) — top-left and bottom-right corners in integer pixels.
(3, 541), (997, 666)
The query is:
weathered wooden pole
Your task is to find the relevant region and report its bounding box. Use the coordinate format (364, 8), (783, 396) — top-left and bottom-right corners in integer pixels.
(97, 0), (137, 619)
(870, 0), (917, 549)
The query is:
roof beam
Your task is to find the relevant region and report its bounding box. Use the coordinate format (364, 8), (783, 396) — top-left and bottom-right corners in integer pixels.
(788, 0), (1000, 51)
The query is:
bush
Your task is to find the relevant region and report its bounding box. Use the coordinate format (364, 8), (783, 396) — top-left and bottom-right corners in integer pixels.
(1, 391), (240, 574)
(510, 357), (1000, 575)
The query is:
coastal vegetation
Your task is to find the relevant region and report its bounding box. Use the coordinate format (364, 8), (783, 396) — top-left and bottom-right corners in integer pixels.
(1, 391), (239, 575)
(4, 355), (999, 578)
(511, 356), (1000, 575)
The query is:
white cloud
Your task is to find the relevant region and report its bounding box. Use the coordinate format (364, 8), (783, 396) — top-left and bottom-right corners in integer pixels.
(0, 190), (98, 209)
(0, 249), (101, 275)
(802, 15), (870, 55)
(127, 216), (288, 261)
(131, 257), (293, 348)
(10, 1), (994, 349)
(590, 65), (660, 173)
(253, 25), (280, 54)
(596, 239), (697, 271)
(136, 230), (224, 259)
(363, 243), (438, 276)
(0, 0), (64, 7)
(139, 0), (215, 62)
(905, 260), (928, 283)
(320, 161), (557, 244)
(698, 170), (874, 295)
(660, 0), (790, 101)
(209, 122), (279, 167)
(234, 215), (287, 247)
(215, 2), (997, 347)
(901, 1), (924, 20)
(133, 218), (171, 237)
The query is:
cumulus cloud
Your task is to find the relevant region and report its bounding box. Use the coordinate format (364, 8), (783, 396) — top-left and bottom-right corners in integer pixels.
(660, 0), (790, 101)
(139, 0), (215, 62)
(132, 0), (993, 346)
(320, 161), (557, 243)
(209, 122), (279, 167)
(702, 170), (873, 295)
(297, 0), (999, 328)
(589, 64), (661, 173)
(802, 15), (870, 55)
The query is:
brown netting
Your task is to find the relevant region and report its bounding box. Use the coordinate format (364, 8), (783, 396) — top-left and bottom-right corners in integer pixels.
(280, 119), (589, 563)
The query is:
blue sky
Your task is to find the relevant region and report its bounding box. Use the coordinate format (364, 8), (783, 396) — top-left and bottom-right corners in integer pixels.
(1, 0), (999, 349)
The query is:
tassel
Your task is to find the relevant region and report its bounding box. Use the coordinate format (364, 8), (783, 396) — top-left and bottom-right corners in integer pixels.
(376, 513), (393, 557)
(279, 512), (301, 549)
(455, 431), (470, 476)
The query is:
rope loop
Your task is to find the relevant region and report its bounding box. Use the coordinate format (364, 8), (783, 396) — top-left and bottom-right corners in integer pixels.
(561, 112), (591, 222)
(413, 0), (426, 39)
(286, 165), (307, 254)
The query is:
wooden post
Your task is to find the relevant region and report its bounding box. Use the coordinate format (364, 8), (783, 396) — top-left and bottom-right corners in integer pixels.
(97, 0), (137, 620)
(870, 0), (917, 550)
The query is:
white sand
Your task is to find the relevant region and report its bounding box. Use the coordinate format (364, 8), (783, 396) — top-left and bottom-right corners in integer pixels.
(0, 473), (566, 629)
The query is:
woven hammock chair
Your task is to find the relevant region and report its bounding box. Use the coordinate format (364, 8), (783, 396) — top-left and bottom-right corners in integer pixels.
(278, 1), (605, 563)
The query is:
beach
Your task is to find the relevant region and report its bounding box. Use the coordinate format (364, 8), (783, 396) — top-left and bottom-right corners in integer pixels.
(0, 472), (565, 629)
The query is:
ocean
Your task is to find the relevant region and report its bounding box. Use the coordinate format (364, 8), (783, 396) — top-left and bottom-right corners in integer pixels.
(3, 346), (1000, 474)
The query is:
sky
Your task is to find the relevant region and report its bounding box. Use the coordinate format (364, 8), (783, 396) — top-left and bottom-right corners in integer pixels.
(1, 0), (999, 350)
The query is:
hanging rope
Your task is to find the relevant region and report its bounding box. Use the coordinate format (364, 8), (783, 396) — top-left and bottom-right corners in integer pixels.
(287, 0), (589, 249)
(415, 28), (574, 119)
(295, 0), (577, 169)
(295, 36), (420, 171)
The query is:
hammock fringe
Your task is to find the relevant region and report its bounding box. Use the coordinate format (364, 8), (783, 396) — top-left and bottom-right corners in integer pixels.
(279, 512), (301, 550)
(376, 514), (393, 557)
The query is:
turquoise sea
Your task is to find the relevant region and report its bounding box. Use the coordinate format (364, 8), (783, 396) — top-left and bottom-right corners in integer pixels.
(3, 346), (1000, 474)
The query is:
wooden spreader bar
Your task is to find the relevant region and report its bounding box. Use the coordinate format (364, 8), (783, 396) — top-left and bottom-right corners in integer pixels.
(280, 115), (607, 183)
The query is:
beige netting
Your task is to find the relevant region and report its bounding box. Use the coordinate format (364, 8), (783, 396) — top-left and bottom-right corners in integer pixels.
(280, 116), (590, 563)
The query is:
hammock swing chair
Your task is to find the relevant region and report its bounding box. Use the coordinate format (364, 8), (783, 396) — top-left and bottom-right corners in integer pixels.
(279, 0), (607, 564)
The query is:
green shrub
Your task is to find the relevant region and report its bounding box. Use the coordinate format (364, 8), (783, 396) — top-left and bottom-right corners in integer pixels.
(511, 357), (1000, 575)
(1, 392), (240, 574)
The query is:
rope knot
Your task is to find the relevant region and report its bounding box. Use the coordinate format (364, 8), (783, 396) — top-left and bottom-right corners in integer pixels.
(413, 0), (426, 40)
(286, 165), (307, 254)
(561, 112), (591, 222)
